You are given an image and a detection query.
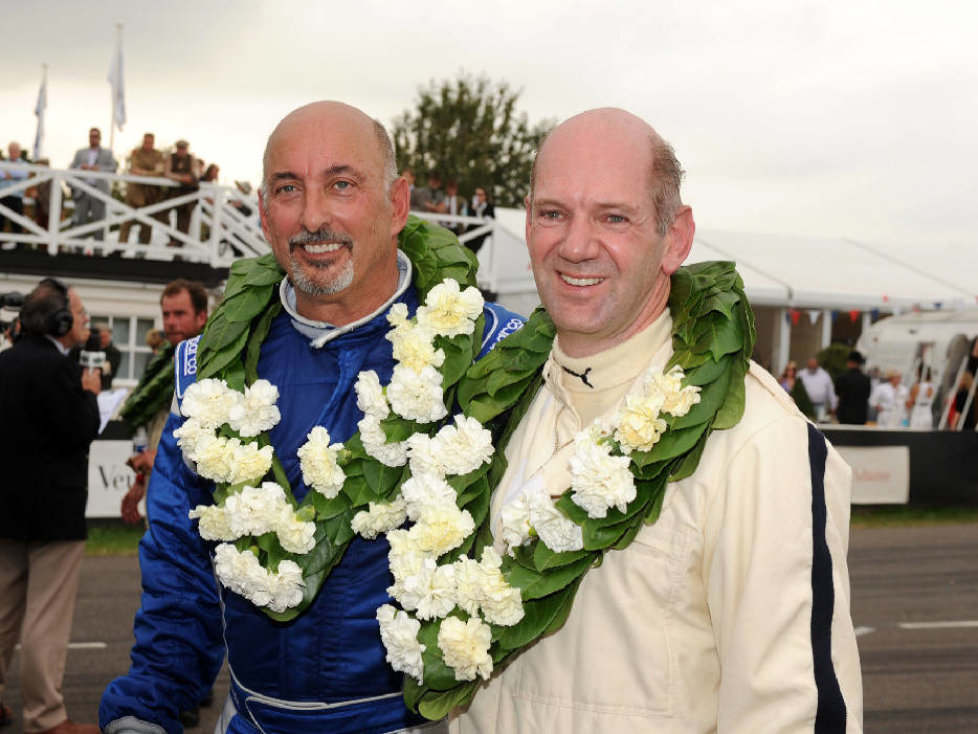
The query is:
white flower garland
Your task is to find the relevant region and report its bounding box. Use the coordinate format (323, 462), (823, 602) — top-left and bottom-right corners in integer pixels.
(182, 277), (701, 685)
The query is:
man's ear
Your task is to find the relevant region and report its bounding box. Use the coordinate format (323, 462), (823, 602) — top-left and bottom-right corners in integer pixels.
(258, 191), (271, 242)
(661, 205), (695, 275)
(389, 176), (410, 237)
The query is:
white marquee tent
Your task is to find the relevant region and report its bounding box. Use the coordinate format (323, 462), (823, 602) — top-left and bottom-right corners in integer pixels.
(479, 207), (978, 372)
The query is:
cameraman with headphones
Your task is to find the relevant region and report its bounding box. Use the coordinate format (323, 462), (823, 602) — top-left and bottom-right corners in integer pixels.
(0, 279), (101, 734)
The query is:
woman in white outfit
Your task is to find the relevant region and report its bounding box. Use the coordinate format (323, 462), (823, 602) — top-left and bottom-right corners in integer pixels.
(907, 367), (936, 429)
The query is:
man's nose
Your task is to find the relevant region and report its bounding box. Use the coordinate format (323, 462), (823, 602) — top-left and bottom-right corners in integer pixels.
(299, 188), (332, 234)
(557, 216), (601, 263)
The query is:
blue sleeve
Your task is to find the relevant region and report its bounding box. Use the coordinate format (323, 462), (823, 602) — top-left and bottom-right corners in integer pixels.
(100, 370), (225, 732)
(478, 302), (525, 359)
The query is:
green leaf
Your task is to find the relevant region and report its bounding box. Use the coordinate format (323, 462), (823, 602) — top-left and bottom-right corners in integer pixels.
(416, 681), (480, 721)
(439, 334), (475, 389)
(644, 423), (707, 463)
(416, 618), (463, 690)
(496, 578), (583, 650)
(224, 285), (276, 324)
(380, 416), (423, 443)
(668, 432), (708, 481)
(346, 470), (391, 507)
(712, 360), (748, 430)
(245, 300), (282, 383)
(503, 551), (594, 601)
(531, 544), (593, 571)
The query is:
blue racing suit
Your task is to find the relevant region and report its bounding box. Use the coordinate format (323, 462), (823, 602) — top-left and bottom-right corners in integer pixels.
(99, 276), (524, 734)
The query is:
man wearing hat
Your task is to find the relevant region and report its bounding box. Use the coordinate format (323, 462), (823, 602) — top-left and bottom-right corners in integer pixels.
(835, 350), (871, 425)
(163, 139), (201, 246)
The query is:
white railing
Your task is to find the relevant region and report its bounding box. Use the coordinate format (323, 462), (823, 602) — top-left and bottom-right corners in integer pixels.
(0, 161), (267, 266)
(0, 162), (501, 289)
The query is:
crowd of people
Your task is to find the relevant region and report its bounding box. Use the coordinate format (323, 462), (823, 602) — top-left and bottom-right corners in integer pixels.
(402, 168), (496, 254)
(0, 100), (865, 734)
(0, 128), (252, 253)
(778, 347), (977, 430)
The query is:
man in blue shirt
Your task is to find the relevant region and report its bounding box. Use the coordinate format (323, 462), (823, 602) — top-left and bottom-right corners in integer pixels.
(100, 101), (521, 734)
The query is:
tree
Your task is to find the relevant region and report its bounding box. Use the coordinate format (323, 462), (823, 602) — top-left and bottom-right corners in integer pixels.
(391, 73), (554, 208)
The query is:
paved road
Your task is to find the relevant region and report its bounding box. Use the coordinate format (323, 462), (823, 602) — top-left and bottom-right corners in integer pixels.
(2, 522), (977, 733)
(851, 523), (978, 732)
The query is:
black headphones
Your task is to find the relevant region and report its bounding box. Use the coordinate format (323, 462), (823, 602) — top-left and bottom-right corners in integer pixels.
(40, 278), (74, 337)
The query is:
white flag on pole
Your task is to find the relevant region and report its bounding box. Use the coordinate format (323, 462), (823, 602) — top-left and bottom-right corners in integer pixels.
(32, 67), (47, 160)
(107, 32), (126, 131)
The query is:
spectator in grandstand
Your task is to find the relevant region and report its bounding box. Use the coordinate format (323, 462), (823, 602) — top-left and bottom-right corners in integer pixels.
(68, 128), (118, 242)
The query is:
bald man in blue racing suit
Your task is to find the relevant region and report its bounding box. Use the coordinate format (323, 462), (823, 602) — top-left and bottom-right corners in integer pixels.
(99, 102), (523, 734)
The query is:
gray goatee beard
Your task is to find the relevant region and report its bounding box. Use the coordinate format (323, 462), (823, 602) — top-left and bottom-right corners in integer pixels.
(288, 228), (355, 297)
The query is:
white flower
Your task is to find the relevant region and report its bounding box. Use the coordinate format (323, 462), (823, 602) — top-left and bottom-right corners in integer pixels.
(376, 604), (425, 684)
(400, 472), (457, 522)
(648, 365), (701, 417)
(194, 435), (238, 483)
(431, 415), (494, 476)
(396, 556), (457, 620)
(405, 433), (447, 478)
(226, 441), (274, 486)
(386, 364), (447, 424)
(188, 504), (235, 541)
(223, 482), (287, 537)
(355, 371), (390, 419)
(386, 529), (429, 601)
(525, 478), (584, 553)
(358, 414), (408, 467)
(388, 321), (445, 374)
(409, 504), (475, 558)
(212, 545), (304, 613)
(386, 302), (411, 331)
(438, 616), (493, 681)
(614, 392), (668, 453)
(173, 417), (210, 463)
(296, 426), (346, 497)
(498, 495), (532, 554)
(471, 547), (524, 627)
(416, 279), (484, 338)
(180, 378), (241, 429)
(351, 495), (408, 539)
(570, 427), (636, 518)
(228, 379), (282, 437)
(266, 560), (305, 613)
(275, 513), (316, 555)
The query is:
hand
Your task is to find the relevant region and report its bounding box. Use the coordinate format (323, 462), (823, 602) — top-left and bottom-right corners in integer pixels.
(126, 449), (157, 474)
(81, 368), (101, 394)
(121, 478), (147, 525)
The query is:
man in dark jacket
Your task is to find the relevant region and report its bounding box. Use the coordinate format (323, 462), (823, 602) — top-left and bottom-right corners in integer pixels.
(835, 350), (872, 425)
(0, 279), (101, 734)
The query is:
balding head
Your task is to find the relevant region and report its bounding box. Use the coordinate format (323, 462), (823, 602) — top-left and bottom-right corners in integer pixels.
(257, 100), (410, 325)
(261, 101), (397, 204)
(530, 108), (685, 236)
(524, 107), (695, 357)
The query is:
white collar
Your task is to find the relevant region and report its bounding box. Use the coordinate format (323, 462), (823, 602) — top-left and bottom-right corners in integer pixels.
(279, 249), (413, 348)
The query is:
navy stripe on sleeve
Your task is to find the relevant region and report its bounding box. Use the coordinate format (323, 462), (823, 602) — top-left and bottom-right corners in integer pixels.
(808, 423), (847, 732)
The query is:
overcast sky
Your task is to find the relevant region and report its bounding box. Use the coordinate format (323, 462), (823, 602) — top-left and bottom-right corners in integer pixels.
(3, 0), (976, 249)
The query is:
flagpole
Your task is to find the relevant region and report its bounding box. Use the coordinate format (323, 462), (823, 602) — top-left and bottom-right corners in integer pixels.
(109, 23), (123, 152)
(33, 63), (48, 160)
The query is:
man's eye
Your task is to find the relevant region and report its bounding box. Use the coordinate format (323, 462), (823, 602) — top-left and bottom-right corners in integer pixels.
(607, 214), (627, 224)
(333, 180), (352, 191)
(276, 184), (296, 195)
(540, 210), (562, 220)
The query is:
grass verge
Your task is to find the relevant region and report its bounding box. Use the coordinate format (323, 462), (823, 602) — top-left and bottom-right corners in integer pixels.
(850, 505), (978, 528)
(86, 521), (145, 556)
